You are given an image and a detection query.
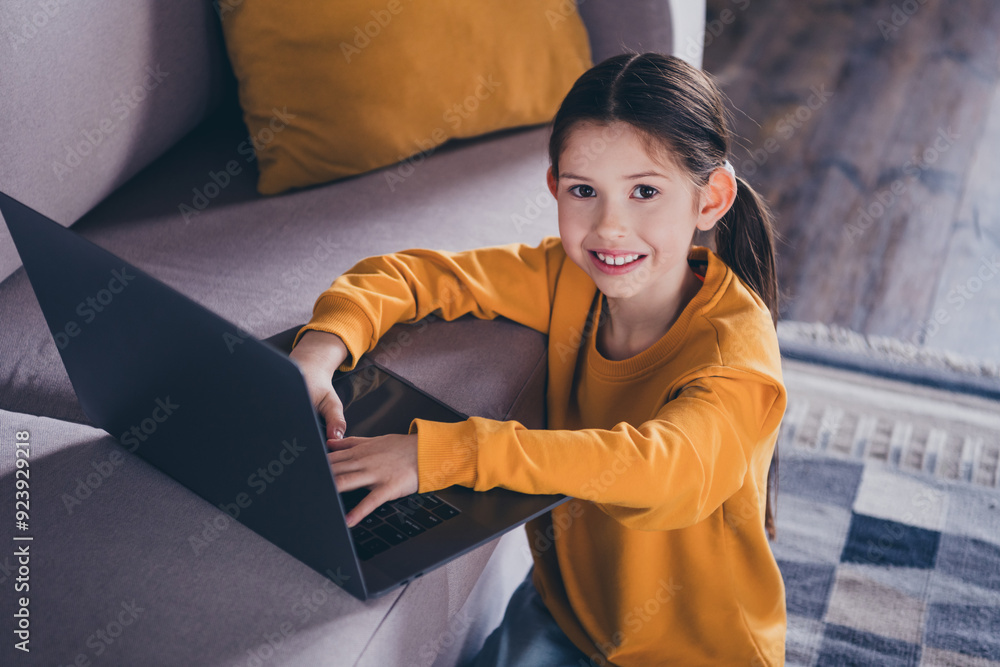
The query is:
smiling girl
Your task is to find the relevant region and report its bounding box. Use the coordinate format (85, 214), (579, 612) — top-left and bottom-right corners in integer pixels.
(289, 52), (787, 666)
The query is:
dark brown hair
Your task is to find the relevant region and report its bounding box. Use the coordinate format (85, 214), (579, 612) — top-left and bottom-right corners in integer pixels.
(548, 52), (781, 539)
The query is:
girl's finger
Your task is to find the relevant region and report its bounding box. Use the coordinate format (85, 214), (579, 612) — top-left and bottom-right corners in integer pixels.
(345, 487), (393, 528)
(327, 456), (362, 475)
(317, 393), (347, 441)
(332, 469), (374, 494)
(327, 436), (363, 451)
(326, 449), (354, 463)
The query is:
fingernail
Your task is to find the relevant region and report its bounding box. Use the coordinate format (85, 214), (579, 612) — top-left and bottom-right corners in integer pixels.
(334, 429), (344, 440)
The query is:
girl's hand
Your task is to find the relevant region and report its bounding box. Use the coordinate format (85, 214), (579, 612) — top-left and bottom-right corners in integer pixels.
(327, 433), (419, 527)
(288, 330), (350, 441)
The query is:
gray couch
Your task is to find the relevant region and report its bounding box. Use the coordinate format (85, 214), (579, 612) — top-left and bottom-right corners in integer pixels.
(0, 3), (703, 665)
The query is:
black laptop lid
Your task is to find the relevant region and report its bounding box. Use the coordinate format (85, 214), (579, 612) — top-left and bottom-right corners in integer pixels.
(1, 191), (368, 598)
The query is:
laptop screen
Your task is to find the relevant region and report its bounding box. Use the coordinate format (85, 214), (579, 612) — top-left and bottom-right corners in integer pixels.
(331, 364), (467, 438)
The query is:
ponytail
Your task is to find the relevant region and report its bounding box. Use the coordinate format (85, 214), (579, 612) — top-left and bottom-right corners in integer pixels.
(715, 175), (780, 539)
(715, 176), (779, 326)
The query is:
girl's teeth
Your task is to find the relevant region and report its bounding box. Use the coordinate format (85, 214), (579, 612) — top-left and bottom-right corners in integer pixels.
(595, 252), (639, 266)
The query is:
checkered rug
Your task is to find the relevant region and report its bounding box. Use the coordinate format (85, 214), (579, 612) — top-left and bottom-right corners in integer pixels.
(774, 359), (1000, 666)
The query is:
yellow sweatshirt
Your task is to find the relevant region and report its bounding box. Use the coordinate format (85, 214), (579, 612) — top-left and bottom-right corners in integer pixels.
(292, 237), (787, 666)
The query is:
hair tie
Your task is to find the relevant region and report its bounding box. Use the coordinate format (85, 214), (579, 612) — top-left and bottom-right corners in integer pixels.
(721, 160), (737, 195)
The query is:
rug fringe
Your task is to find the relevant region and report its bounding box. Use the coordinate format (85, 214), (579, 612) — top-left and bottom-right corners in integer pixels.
(777, 321), (1000, 381)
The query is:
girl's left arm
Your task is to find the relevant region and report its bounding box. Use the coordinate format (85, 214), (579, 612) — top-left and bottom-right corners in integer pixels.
(412, 368), (785, 532)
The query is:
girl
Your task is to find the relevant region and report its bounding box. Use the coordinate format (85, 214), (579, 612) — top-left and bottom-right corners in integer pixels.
(289, 52), (786, 666)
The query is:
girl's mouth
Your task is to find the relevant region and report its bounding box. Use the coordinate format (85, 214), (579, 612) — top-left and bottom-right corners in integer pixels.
(589, 250), (647, 274)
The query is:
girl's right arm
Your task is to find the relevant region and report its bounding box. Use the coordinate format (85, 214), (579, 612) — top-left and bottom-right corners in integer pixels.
(289, 237), (566, 439)
(291, 237), (566, 370)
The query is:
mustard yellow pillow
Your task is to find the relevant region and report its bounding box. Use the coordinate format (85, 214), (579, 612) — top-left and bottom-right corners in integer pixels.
(218, 1), (592, 195)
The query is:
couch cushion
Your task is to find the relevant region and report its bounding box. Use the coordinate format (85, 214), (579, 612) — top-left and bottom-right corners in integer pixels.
(0, 0), (234, 285)
(0, 406), (527, 666)
(0, 98), (557, 426)
(218, 0), (591, 195)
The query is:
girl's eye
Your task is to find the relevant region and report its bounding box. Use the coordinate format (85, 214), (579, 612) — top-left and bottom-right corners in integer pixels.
(568, 184), (596, 198)
(632, 185), (659, 199)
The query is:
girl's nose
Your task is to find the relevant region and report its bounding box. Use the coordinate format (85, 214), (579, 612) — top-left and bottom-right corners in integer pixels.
(595, 211), (628, 239)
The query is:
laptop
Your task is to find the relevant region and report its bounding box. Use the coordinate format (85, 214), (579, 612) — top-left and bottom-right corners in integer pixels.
(0, 191), (567, 601)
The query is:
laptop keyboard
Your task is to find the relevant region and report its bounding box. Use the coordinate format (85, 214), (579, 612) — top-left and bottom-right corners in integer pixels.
(340, 489), (461, 561)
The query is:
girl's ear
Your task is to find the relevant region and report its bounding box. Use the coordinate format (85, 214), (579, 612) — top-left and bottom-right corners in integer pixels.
(546, 166), (558, 199)
(696, 168), (738, 231)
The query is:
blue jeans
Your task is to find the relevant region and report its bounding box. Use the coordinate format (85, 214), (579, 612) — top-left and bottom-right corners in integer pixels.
(467, 568), (605, 667)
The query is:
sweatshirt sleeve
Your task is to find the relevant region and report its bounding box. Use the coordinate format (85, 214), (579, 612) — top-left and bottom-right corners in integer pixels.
(410, 369), (784, 532)
(291, 237), (565, 370)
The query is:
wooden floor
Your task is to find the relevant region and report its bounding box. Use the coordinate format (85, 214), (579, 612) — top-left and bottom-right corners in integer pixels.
(702, 0), (1000, 361)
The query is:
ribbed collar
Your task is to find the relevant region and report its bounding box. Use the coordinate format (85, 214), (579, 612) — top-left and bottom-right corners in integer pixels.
(585, 246), (726, 379)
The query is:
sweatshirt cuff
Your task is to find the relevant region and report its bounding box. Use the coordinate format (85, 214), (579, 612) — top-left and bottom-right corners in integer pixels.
(291, 296), (374, 371)
(410, 418), (479, 492)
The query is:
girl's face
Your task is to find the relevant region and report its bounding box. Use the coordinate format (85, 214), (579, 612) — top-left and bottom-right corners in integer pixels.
(547, 121), (734, 309)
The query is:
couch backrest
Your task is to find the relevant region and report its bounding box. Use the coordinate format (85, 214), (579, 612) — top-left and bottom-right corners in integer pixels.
(0, 0), (701, 286)
(0, 0), (233, 284)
